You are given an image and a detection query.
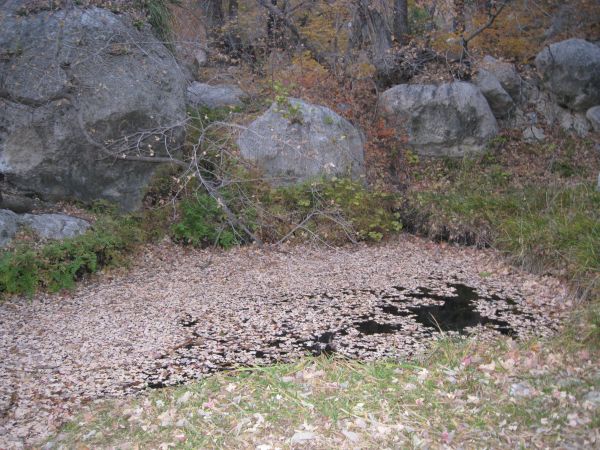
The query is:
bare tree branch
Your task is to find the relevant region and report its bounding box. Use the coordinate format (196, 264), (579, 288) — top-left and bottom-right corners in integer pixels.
(461, 0), (510, 56)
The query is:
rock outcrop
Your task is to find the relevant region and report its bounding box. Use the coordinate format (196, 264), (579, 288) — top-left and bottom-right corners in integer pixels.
(186, 82), (247, 109)
(379, 82), (498, 157)
(0, 6), (187, 211)
(238, 99), (365, 183)
(0, 210), (90, 247)
(535, 39), (600, 112)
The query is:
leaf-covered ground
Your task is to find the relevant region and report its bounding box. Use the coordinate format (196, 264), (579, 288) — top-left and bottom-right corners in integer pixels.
(0, 236), (571, 448)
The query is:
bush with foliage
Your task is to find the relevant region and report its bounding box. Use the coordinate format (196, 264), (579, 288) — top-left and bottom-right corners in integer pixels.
(171, 193), (237, 248)
(0, 209), (167, 298)
(256, 177), (402, 244)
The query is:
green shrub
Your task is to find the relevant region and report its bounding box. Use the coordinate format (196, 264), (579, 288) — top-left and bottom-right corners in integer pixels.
(0, 248), (39, 296)
(171, 193), (237, 248)
(0, 211), (163, 298)
(259, 178), (402, 243)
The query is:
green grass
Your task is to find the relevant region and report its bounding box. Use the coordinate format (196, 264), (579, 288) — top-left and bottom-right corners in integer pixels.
(136, 0), (180, 45)
(405, 160), (599, 290)
(47, 336), (600, 449)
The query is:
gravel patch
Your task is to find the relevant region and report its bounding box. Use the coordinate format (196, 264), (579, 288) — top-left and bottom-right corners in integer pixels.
(0, 235), (570, 448)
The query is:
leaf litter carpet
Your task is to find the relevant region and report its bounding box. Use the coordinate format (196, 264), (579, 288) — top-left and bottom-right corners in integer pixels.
(0, 235), (569, 448)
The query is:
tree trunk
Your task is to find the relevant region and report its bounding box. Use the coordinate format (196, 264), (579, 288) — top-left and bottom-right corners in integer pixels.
(392, 0), (409, 44)
(349, 0), (392, 58)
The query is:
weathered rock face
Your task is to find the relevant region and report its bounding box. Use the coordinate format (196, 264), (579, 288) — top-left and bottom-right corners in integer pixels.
(379, 82), (498, 157)
(186, 82), (247, 109)
(474, 69), (514, 118)
(0, 209), (90, 247)
(535, 39), (600, 112)
(238, 99), (365, 183)
(0, 6), (187, 211)
(479, 55), (523, 102)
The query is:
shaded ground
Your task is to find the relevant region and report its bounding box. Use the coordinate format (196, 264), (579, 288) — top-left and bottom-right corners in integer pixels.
(0, 235), (569, 448)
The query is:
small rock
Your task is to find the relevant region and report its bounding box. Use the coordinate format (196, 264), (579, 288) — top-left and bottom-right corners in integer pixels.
(158, 409), (175, 427)
(194, 49), (207, 70)
(557, 377), (582, 389)
(342, 429), (360, 442)
(176, 391), (193, 405)
(510, 382), (534, 398)
(523, 126), (546, 142)
(525, 112), (538, 125)
(82, 430), (96, 440)
(290, 431), (316, 444)
(558, 110), (591, 136)
(18, 213), (90, 240)
(0, 209), (19, 247)
(186, 82), (247, 109)
(175, 419), (189, 428)
(479, 55), (523, 102)
(587, 106), (600, 132)
(584, 390), (600, 407)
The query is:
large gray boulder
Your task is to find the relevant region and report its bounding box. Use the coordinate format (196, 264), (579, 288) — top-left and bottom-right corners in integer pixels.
(379, 82), (498, 157)
(238, 99), (365, 183)
(535, 39), (600, 112)
(0, 6), (187, 211)
(479, 56), (523, 102)
(474, 69), (514, 118)
(187, 82), (247, 109)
